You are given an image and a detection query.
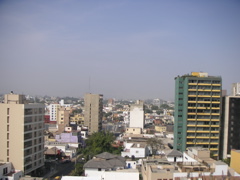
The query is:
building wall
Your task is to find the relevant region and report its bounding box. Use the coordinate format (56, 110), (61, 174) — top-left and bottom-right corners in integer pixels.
(155, 125), (167, 133)
(85, 168), (139, 180)
(220, 96), (240, 159)
(230, 150), (240, 174)
(174, 72), (222, 157)
(0, 93), (45, 175)
(126, 127), (142, 134)
(84, 94), (103, 135)
(49, 104), (60, 121)
(130, 102), (144, 129)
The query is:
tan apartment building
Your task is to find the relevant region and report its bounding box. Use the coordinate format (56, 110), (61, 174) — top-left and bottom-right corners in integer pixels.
(0, 93), (45, 175)
(84, 93), (103, 135)
(57, 107), (70, 133)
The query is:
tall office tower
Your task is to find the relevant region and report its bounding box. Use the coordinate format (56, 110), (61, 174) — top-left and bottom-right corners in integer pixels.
(0, 92), (45, 175)
(232, 83), (240, 96)
(220, 93), (240, 159)
(129, 100), (144, 129)
(173, 72), (222, 158)
(84, 93), (103, 135)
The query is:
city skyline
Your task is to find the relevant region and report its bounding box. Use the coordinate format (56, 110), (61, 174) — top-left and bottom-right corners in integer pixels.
(0, 1), (240, 100)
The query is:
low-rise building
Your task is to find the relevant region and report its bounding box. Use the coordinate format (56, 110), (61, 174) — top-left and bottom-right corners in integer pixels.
(155, 125), (167, 133)
(83, 152), (139, 180)
(230, 149), (240, 174)
(126, 127), (142, 135)
(121, 142), (149, 158)
(0, 162), (23, 180)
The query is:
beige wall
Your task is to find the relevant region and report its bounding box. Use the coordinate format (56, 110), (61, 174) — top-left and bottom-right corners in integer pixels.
(84, 94), (103, 134)
(0, 94), (45, 175)
(126, 127), (142, 134)
(230, 150), (240, 174)
(155, 125), (167, 133)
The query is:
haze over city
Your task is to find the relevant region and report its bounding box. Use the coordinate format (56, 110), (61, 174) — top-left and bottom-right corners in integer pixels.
(0, 0), (239, 100)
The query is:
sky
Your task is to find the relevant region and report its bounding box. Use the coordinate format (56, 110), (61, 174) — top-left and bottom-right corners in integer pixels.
(0, 0), (240, 100)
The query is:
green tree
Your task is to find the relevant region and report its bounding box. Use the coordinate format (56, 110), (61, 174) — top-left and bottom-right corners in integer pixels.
(115, 104), (123, 109)
(82, 131), (120, 160)
(70, 163), (84, 176)
(222, 158), (230, 165)
(156, 110), (163, 115)
(151, 105), (159, 110)
(145, 109), (153, 113)
(72, 109), (82, 114)
(160, 104), (170, 109)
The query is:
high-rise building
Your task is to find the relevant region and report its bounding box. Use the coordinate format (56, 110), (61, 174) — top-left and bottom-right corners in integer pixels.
(57, 107), (70, 133)
(84, 93), (103, 135)
(49, 103), (60, 122)
(220, 93), (240, 159)
(0, 92), (45, 175)
(232, 83), (240, 96)
(129, 100), (144, 130)
(173, 72), (222, 158)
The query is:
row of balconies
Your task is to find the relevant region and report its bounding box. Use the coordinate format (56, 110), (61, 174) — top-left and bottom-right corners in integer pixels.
(186, 136), (219, 139)
(186, 130), (219, 133)
(187, 124), (219, 127)
(188, 83), (220, 86)
(187, 119), (220, 121)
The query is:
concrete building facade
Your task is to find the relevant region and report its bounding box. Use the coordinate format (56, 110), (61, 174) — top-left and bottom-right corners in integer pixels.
(129, 100), (144, 129)
(0, 93), (45, 175)
(84, 93), (103, 135)
(173, 72), (222, 157)
(220, 95), (240, 159)
(232, 83), (240, 96)
(49, 104), (60, 122)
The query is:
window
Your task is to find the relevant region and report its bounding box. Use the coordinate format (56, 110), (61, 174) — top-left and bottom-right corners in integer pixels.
(7, 141), (9, 148)
(7, 116), (9, 123)
(7, 150), (9, 156)
(7, 133), (9, 140)
(98, 168), (101, 171)
(7, 108), (10, 115)
(7, 125), (9, 131)
(3, 167), (8, 175)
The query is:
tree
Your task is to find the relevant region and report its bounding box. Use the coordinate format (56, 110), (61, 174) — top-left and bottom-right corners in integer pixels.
(160, 104), (170, 109)
(70, 163), (84, 176)
(82, 131), (119, 160)
(145, 109), (153, 113)
(115, 104), (123, 109)
(222, 158), (230, 165)
(147, 138), (163, 155)
(72, 109), (82, 114)
(156, 110), (163, 115)
(151, 105), (159, 110)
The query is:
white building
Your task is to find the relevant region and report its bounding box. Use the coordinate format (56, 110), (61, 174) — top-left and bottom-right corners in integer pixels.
(83, 152), (139, 180)
(121, 142), (149, 158)
(232, 82), (240, 96)
(0, 162), (23, 180)
(129, 100), (144, 129)
(49, 103), (60, 121)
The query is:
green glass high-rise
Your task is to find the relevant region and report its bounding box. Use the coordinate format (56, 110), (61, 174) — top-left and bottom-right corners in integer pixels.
(174, 72), (222, 158)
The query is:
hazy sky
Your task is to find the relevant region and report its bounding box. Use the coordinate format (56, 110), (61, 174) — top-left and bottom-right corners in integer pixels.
(0, 0), (239, 100)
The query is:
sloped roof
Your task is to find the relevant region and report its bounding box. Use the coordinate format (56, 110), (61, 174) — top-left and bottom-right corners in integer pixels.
(95, 152), (118, 160)
(167, 149), (183, 157)
(83, 152), (125, 169)
(44, 147), (58, 155)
